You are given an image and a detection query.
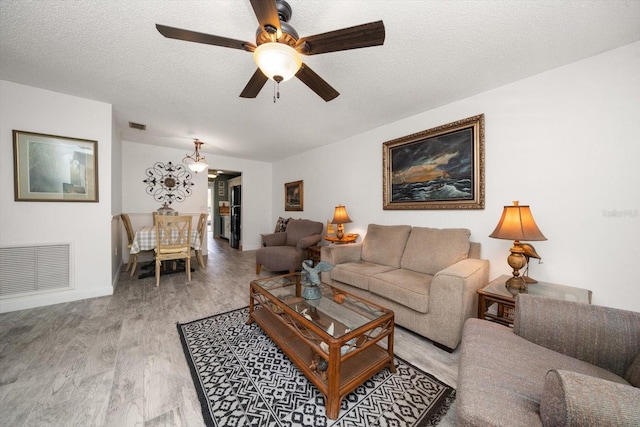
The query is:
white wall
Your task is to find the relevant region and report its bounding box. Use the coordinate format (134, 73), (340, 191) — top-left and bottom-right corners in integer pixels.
(272, 41), (640, 312)
(2, 41), (637, 313)
(0, 80), (114, 312)
(121, 140), (272, 253)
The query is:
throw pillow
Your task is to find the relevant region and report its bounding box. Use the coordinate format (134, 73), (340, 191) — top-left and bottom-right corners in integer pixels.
(401, 227), (470, 275)
(274, 216), (291, 233)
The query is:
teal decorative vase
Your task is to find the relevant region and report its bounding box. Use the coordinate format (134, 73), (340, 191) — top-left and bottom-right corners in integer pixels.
(302, 284), (322, 300)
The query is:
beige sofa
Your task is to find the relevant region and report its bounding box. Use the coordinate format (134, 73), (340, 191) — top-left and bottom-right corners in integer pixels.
(321, 224), (489, 350)
(457, 294), (640, 426)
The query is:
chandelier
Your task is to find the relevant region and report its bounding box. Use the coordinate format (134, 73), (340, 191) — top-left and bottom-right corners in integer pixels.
(183, 139), (208, 173)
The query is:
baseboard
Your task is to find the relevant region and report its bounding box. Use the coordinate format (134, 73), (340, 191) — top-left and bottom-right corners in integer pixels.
(0, 286), (114, 314)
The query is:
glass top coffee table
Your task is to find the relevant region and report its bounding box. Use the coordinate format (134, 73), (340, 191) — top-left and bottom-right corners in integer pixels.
(248, 273), (395, 419)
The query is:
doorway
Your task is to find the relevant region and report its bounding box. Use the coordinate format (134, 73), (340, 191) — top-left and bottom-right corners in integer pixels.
(208, 169), (242, 249)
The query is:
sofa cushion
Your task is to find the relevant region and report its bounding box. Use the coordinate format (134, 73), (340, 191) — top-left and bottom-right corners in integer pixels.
(457, 318), (630, 427)
(369, 269), (433, 313)
(625, 352), (640, 387)
(540, 369), (640, 427)
(401, 227), (470, 275)
(255, 246), (301, 272)
(361, 224), (412, 268)
(331, 261), (396, 291)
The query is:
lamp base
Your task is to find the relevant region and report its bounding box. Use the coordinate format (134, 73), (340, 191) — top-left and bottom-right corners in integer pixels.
(505, 276), (528, 296)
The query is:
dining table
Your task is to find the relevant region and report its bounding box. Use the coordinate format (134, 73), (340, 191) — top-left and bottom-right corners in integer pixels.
(130, 225), (201, 253)
(130, 225), (202, 279)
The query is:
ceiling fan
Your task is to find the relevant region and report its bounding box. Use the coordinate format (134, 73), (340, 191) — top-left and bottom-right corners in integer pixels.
(156, 0), (385, 102)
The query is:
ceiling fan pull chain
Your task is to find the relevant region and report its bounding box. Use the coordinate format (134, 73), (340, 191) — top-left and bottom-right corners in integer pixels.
(273, 75), (283, 103)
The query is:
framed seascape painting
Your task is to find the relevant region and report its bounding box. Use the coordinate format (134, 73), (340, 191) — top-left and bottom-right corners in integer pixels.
(284, 180), (303, 211)
(382, 114), (484, 210)
(13, 130), (99, 202)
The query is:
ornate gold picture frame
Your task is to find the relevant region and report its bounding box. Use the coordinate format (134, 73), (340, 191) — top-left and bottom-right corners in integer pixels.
(284, 180), (303, 211)
(382, 114), (485, 210)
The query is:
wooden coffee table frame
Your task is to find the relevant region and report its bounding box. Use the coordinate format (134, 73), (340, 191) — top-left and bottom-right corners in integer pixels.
(248, 274), (395, 419)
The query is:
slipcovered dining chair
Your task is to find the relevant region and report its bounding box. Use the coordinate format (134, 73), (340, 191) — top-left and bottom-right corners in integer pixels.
(120, 213), (146, 277)
(194, 213), (207, 269)
(155, 215), (192, 287)
(256, 219), (323, 274)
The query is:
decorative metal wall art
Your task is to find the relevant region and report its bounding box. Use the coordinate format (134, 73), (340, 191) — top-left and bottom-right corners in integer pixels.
(143, 161), (194, 206)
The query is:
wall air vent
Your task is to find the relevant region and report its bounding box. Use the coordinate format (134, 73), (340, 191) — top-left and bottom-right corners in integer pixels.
(0, 243), (72, 298)
(128, 121), (146, 131)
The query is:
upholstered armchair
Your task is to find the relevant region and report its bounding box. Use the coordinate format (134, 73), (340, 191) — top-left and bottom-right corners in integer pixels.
(457, 294), (640, 426)
(256, 219), (323, 274)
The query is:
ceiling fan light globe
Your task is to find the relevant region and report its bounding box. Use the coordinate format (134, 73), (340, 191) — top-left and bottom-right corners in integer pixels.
(253, 42), (301, 82)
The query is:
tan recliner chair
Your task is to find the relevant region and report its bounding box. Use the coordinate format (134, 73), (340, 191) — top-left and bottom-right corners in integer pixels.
(255, 219), (323, 274)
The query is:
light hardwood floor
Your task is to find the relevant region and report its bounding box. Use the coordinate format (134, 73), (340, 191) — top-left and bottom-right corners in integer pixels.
(0, 237), (460, 426)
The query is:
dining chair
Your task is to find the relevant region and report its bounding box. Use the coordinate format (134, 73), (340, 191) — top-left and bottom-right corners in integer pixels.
(155, 214), (192, 287)
(194, 213), (207, 269)
(120, 213), (140, 277)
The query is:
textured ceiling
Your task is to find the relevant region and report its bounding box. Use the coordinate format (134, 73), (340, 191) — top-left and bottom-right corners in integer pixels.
(2, 1), (640, 163)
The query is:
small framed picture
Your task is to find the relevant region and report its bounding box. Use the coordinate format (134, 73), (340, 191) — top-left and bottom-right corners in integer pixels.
(284, 180), (303, 211)
(13, 130), (99, 202)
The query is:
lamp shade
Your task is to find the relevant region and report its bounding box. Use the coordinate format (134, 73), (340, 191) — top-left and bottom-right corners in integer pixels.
(253, 42), (302, 82)
(489, 201), (547, 241)
(186, 161), (208, 173)
(331, 205), (353, 224)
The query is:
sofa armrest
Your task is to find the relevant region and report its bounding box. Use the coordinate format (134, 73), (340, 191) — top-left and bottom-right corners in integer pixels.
(261, 232), (287, 247)
(514, 294), (640, 377)
(426, 258), (490, 349)
(297, 234), (321, 250)
(435, 257), (488, 279)
(540, 369), (640, 427)
(321, 242), (363, 265)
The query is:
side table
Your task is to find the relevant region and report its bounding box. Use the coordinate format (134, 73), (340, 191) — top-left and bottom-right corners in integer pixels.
(307, 245), (321, 265)
(478, 275), (592, 326)
(324, 233), (359, 244)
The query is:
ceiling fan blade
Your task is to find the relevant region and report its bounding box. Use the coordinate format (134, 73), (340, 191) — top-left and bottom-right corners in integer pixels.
(156, 24), (256, 52)
(250, 0), (282, 39)
(296, 21), (385, 55)
(240, 69), (269, 98)
(295, 63), (339, 102)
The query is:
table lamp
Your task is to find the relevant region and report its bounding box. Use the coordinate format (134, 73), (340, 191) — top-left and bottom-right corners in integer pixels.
(331, 205), (352, 240)
(489, 201), (547, 294)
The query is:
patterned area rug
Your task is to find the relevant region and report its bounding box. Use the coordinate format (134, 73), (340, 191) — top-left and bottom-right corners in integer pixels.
(177, 307), (455, 427)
